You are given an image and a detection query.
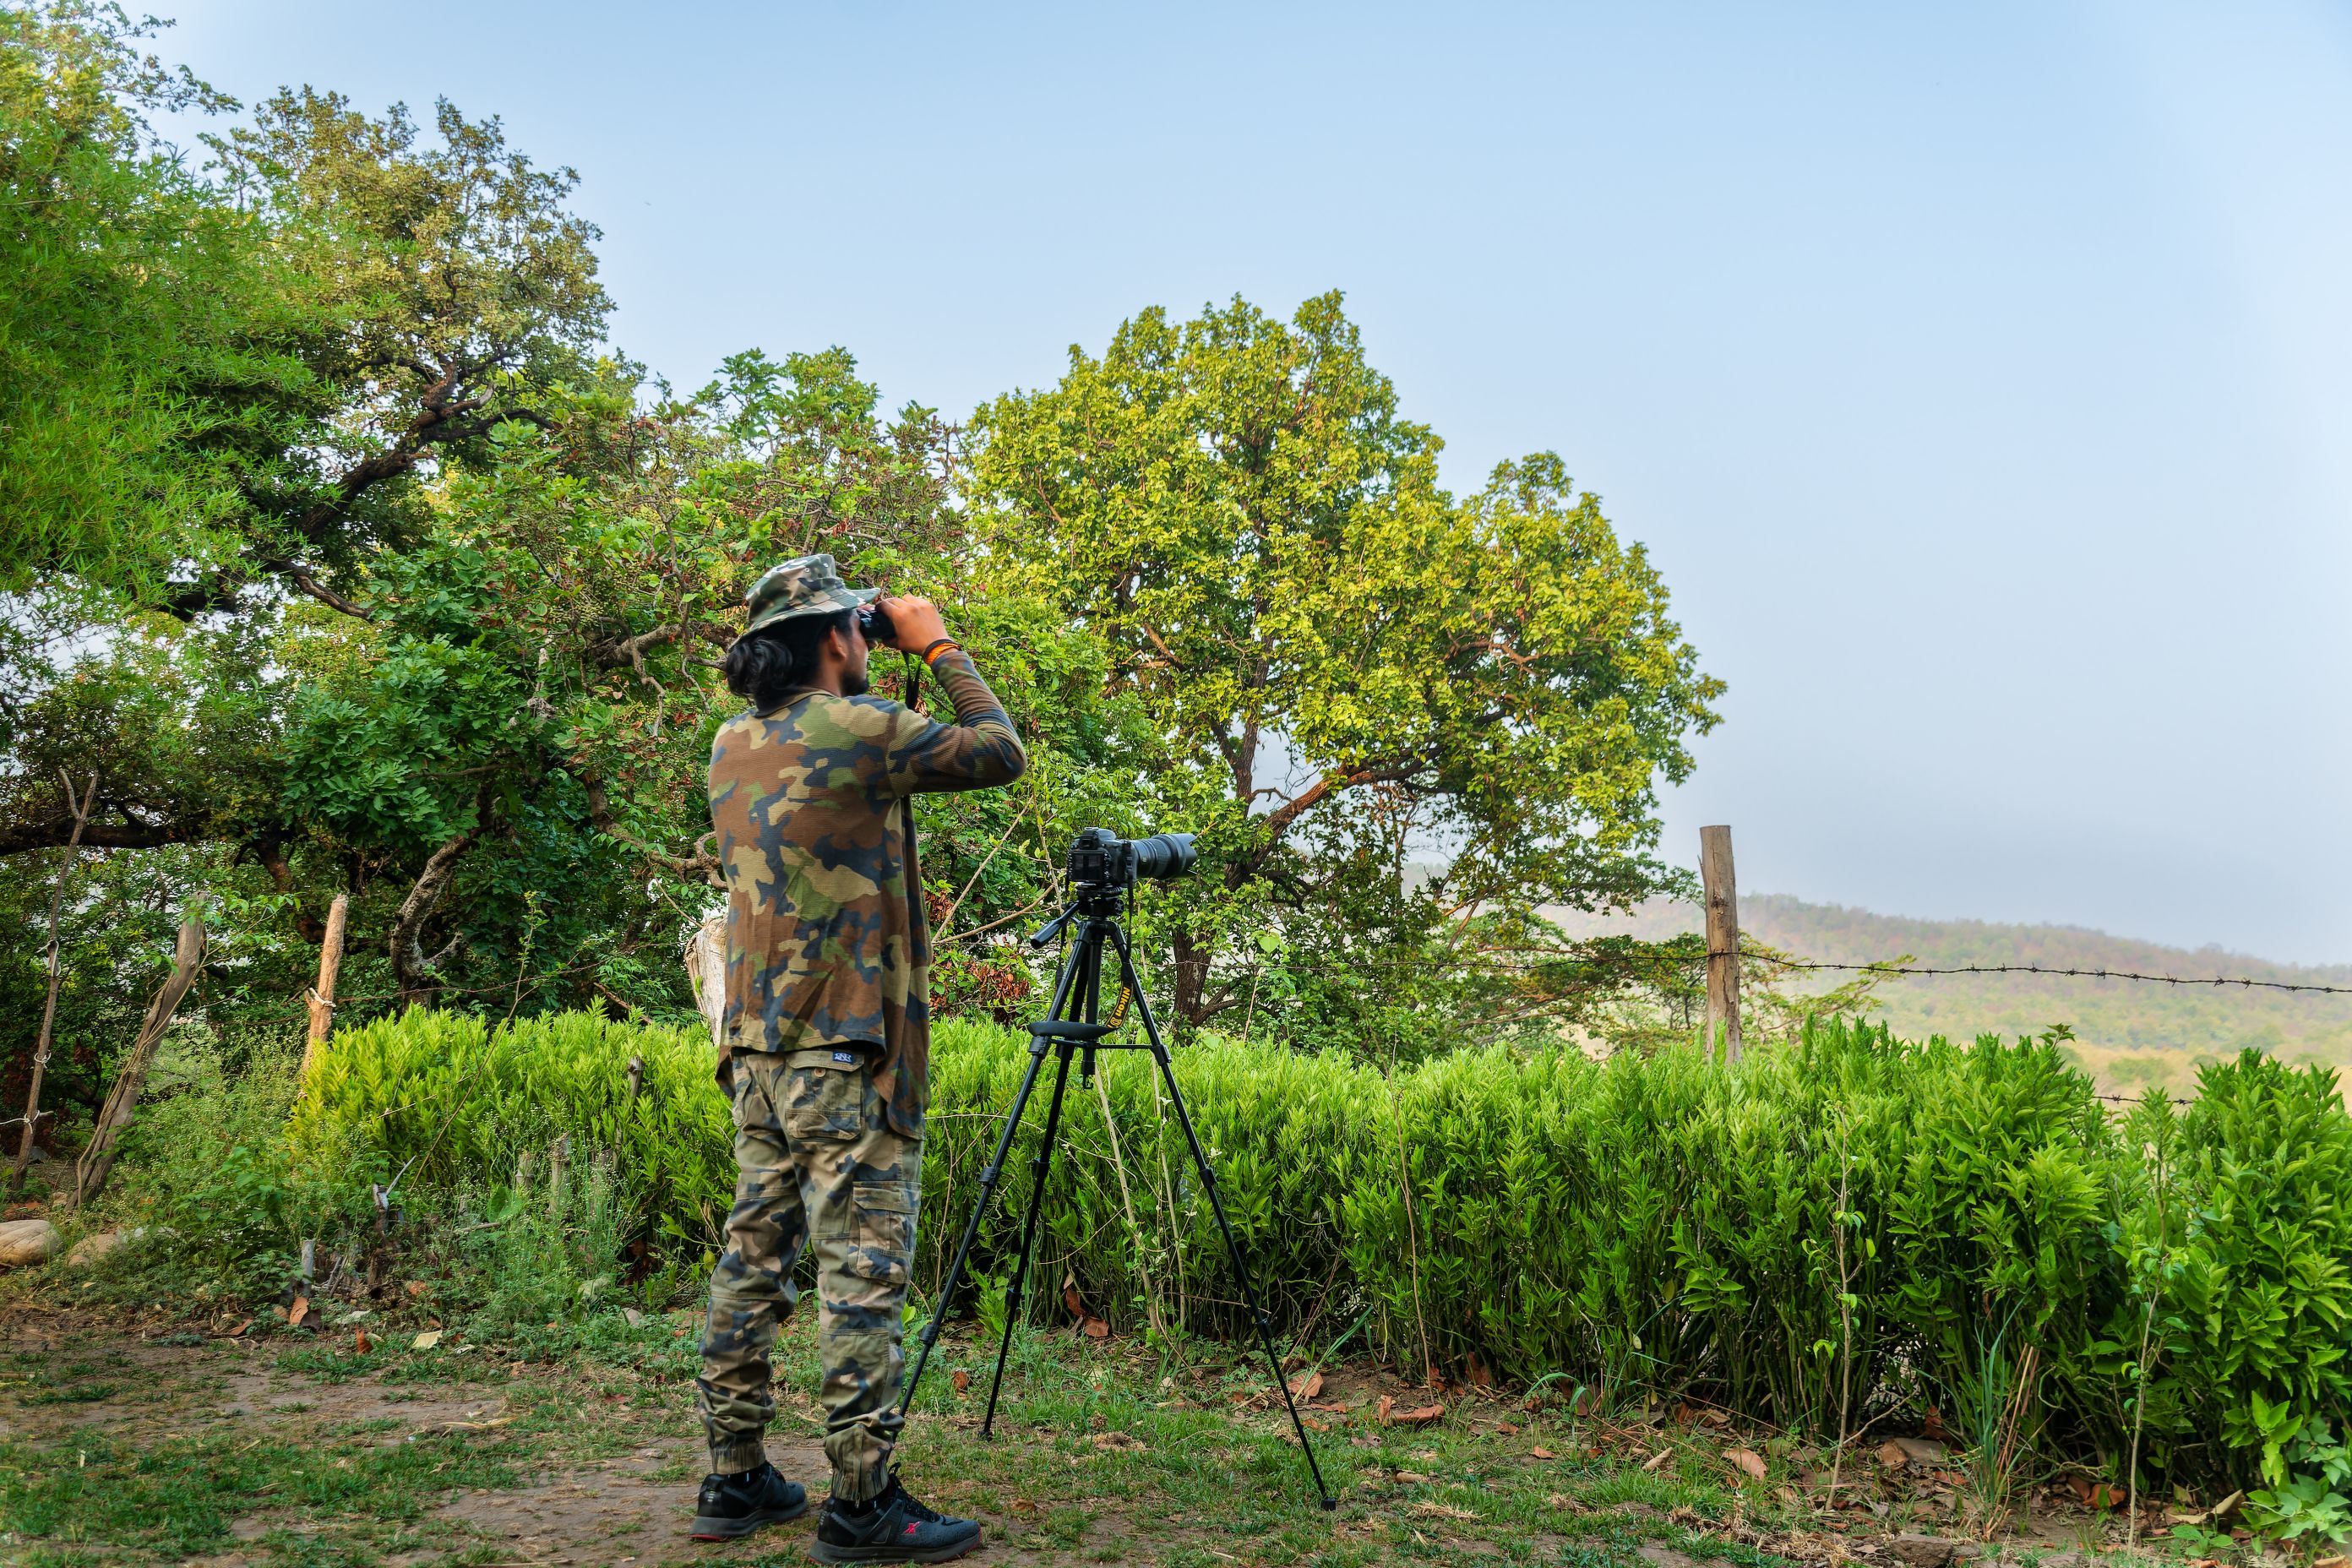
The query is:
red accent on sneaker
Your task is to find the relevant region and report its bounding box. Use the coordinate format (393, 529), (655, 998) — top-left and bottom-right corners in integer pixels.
(906, 1522), (919, 1534)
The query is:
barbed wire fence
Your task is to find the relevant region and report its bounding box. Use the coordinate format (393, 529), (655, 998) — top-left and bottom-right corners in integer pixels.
(930, 907), (2352, 1112)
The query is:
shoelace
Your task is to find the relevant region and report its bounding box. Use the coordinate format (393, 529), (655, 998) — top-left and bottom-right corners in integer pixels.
(888, 1480), (945, 1524)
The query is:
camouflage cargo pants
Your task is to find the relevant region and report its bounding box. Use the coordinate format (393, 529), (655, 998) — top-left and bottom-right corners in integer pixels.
(697, 1048), (922, 1501)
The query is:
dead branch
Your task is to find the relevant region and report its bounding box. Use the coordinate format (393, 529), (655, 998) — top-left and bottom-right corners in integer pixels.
(73, 915), (206, 1207)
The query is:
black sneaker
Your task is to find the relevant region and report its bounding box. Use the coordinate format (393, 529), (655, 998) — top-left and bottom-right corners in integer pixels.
(810, 1472), (983, 1563)
(689, 1461), (810, 1540)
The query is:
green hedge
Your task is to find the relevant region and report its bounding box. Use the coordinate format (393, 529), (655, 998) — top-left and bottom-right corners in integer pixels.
(295, 1010), (2351, 1489)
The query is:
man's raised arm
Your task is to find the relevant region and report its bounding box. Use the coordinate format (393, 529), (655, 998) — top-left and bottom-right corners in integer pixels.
(876, 598), (1026, 796)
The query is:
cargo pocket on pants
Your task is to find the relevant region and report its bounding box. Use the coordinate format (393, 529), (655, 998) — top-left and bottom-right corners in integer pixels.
(841, 1179), (916, 1288)
(782, 1064), (865, 1144)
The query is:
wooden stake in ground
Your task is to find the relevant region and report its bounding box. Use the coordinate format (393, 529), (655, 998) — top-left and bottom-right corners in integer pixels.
(300, 892), (350, 1080)
(1701, 824), (1743, 1063)
(72, 915), (206, 1208)
(9, 771), (96, 1195)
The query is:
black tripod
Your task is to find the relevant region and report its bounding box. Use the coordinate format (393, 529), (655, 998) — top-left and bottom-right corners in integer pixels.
(898, 885), (1336, 1510)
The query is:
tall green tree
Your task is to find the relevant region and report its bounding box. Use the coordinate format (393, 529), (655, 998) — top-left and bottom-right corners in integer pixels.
(971, 292), (1723, 1028)
(178, 86), (612, 619)
(0, 3), (285, 598)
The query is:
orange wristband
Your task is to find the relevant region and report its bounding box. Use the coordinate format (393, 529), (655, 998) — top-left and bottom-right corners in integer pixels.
(920, 639), (961, 665)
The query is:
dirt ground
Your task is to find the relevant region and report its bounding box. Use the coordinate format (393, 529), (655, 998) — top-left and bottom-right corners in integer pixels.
(0, 1303), (2244, 1568)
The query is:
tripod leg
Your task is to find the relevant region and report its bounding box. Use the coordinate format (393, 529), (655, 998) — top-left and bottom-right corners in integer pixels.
(1109, 928), (1337, 1511)
(900, 939), (1088, 1418)
(981, 1039), (1077, 1437)
(898, 1031), (1051, 1418)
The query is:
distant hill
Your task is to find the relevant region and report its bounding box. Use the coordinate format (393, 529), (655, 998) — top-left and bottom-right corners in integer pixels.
(1544, 895), (2352, 1097)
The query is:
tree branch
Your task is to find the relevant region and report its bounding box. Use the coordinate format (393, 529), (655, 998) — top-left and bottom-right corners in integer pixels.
(586, 624), (680, 681)
(0, 814), (194, 858)
(286, 565), (372, 619)
(1251, 757), (1427, 858)
(390, 828), (476, 1004)
(583, 775), (721, 886)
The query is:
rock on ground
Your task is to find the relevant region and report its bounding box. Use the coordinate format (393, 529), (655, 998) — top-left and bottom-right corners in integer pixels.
(65, 1229), (128, 1268)
(0, 1218), (61, 1267)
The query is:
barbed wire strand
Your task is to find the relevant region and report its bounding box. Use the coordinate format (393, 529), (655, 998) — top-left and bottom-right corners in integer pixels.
(946, 927), (2352, 997)
(1737, 954), (2352, 996)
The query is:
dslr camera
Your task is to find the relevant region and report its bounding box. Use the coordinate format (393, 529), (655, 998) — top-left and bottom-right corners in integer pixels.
(1065, 826), (1198, 890)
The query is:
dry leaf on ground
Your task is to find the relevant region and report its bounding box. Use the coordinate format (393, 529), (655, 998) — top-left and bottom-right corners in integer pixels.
(1412, 1500), (1479, 1521)
(1876, 1440), (1909, 1468)
(1726, 1447), (1767, 1480)
(1375, 1393), (1445, 1426)
(411, 1330), (442, 1350)
(1288, 1370), (1323, 1401)
(1532, 1446), (1559, 1460)
(1642, 1447), (1675, 1472)
(951, 1369), (971, 1393)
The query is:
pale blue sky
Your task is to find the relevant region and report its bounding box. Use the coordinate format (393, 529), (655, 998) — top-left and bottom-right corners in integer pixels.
(156, 3), (2352, 963)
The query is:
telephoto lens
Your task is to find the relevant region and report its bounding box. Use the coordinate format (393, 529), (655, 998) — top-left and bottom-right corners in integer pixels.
(1130, 832), (1198, 880)
(1064, 827), (1200, 889)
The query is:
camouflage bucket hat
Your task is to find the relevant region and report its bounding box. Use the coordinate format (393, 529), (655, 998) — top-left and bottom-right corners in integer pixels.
(742, 553), (879, 635)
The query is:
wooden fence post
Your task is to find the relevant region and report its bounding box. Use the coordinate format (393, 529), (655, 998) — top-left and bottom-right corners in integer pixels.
(301, 892), (351, 1080)
(72, 915), (206, 1208)
(1701, 825), (1743, 1063)
(9, 771), (96, 1195)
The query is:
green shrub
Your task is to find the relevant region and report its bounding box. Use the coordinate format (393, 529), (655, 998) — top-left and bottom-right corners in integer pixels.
(290, 1009), (2352, 1494)
(287, 1005), (735, 1260)
(445, 1154), (633, 1340)
(101, 1032), (364, 1304)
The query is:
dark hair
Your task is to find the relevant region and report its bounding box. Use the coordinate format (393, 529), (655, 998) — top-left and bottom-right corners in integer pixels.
(723, 609), (851, 711)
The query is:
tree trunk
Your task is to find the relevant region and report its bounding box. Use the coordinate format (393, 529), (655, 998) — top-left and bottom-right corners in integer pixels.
(10, 773), (95, 1194)
(391, 830), (475, 1005)
(683, 911), (727, 1048)
(1172, 927), (1212, 1027)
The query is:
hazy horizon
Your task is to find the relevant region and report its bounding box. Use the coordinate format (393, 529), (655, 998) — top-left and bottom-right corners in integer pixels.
(1549, 888), (2352, 977)
(150, 1), (2352, 964)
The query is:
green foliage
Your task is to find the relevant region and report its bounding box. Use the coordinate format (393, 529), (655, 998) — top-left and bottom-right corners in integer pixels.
(445, 1154), (632, 1339)
(287, 1008), (735, 1257)
(0, 3), (289, 597)
(279, 1010), (2352, 1500)
(2139, 1050), (2352, 1484)
(2245, 1417), (2352, 1543)
(95, 1031), (364, 1302)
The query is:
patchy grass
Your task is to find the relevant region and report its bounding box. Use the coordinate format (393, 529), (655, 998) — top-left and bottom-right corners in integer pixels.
(0, 1304), (2242, 1567)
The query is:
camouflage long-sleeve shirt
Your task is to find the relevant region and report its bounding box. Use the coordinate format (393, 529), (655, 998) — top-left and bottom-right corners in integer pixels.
(708, 649), (1026, 1138)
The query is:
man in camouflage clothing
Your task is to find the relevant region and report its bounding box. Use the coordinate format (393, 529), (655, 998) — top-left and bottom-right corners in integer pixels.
(689, 554), (1024, 1561)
